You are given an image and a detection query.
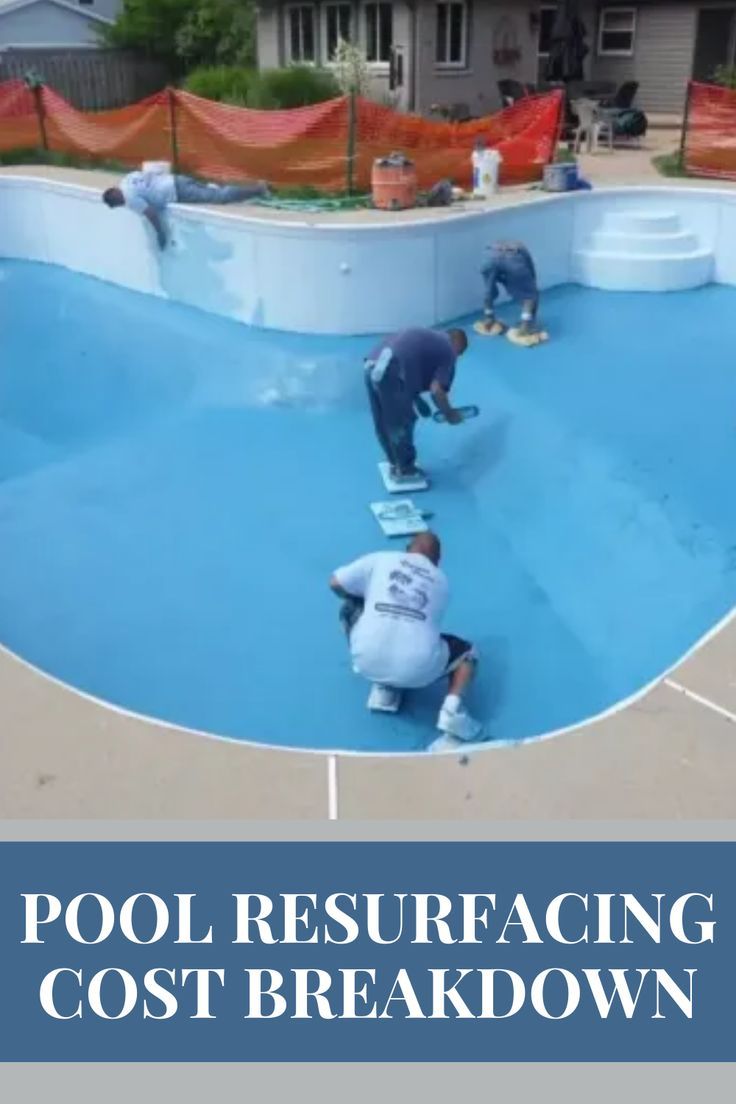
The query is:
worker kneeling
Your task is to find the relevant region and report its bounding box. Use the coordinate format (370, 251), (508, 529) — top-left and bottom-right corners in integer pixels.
(476, 241), (547, 347)
(330, 531), (482, 743)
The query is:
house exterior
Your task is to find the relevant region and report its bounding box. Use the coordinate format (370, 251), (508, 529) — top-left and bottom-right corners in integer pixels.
(0, 0), (119, 49)
(255, 1), (736, 116)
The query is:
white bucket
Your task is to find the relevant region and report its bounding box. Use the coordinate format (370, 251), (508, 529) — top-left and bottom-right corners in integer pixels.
(474, 149), (502, 199)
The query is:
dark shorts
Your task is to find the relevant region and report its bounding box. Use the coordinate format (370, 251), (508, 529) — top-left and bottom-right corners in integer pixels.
(340, 596), (364, 635)
(340, 600), (474, 677)
(441, 633), (475, 672)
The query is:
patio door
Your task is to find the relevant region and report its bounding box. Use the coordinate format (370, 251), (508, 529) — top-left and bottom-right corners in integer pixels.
(389, 44), (408, 111)
(692, 8), (736, 83)
(537, 5), (558, 85)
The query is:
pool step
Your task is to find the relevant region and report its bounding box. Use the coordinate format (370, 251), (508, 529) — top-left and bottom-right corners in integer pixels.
(601, 210), (682, 235)
(588, 229), (700, 256)
(574, 209), (714, 292)
(573, 248), (714, 292)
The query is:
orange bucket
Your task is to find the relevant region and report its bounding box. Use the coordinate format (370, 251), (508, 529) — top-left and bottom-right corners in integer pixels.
(371, 155), (417, 211)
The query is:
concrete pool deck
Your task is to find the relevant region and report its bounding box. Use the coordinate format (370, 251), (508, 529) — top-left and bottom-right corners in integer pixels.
(3, 623), (736, 819)
(0, 129), (724, 227)
(2, 144), (736, 820)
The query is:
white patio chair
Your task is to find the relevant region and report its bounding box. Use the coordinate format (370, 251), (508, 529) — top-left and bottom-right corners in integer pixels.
(571, 99), (614, 154)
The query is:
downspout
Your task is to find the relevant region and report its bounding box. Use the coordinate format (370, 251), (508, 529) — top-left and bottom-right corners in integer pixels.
(408, 0), (418, 113)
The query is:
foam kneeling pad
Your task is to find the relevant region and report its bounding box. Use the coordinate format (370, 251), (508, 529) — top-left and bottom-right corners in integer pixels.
(473, 320), (506, 337)
(507, 328), (549, 348)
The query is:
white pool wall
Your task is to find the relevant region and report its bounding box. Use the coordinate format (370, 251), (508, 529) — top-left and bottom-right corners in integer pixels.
(1, 175), (736, 335)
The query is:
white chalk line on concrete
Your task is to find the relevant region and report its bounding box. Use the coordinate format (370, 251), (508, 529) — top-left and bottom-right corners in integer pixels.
(327, 756), (339, 820)
(1, 593), (735, 761)
(664, 679), (736, 725)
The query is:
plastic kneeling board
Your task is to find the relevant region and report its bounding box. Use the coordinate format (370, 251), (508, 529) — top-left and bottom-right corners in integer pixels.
(378, 461), (429, 493)
(371, 499), (428, 538)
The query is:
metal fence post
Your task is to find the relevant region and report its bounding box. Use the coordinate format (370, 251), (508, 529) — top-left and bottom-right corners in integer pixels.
(168, 87), (179, 172)
(678, 81), (692, 173)
(346, 90), (357, 195)
(27, 77), (49, 151)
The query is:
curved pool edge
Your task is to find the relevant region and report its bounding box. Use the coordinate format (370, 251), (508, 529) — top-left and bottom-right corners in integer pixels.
(3, 170), (736, 815)
(2, 602), (736, 819)
(2, 170), (736, 335)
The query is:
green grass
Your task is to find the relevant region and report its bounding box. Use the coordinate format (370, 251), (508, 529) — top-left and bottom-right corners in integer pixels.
(0, 147), (371, 203)
(0, 147), (129, 173)
(652, 150), (689, 178)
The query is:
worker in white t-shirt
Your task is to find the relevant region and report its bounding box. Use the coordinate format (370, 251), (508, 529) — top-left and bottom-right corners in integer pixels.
(102, 170), (269, 249)
(330, 531), (482, 743)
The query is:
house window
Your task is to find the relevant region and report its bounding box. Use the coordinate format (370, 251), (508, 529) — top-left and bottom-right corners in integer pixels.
(537, 6), (557, 57)
(287, 5), (317, 63)
(365, 2), (393, 64)
(436, 2), (467, 67)
(598, 8), (636, 57)
(324, 3), (353, 60)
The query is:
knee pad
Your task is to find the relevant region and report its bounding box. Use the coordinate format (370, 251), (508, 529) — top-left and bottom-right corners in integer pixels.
(507, 328), (549, 348)
(473, 319), (506, 337)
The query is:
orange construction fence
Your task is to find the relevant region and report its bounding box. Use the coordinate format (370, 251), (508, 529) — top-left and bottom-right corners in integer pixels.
(0, 80), (42, 150)
(0, 79), (563, 191)
(682, 81), (736, 181)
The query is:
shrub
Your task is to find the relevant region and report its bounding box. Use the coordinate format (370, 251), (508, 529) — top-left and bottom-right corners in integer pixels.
(184, 64), (339, 109)
(332, 40), (370, 97)
(103, 0), (256, 76)
(246, 66), (340, 109)
(713, 65), (736, 90)
(175, 0), (256, 69)
(184, 65), (255, 104)
(652, 151), (688, 178)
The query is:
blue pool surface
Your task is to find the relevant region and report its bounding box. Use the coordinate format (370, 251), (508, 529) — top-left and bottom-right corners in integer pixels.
(1, 258), (736, 752)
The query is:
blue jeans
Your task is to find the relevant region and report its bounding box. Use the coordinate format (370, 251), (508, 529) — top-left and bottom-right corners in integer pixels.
(364, 359), (417, 473)
(481, 242), (539, 324)
(174, 175), (267, 205)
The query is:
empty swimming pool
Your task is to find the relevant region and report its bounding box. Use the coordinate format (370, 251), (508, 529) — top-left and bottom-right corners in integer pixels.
(2, 257), (736, 752)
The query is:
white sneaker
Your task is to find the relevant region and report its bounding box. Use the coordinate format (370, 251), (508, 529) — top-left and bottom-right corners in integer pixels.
(367, 683), (402, 713)
(437, 701), (483, 742)
(427, 732), (465, 754)
(390, 466), (426, 483)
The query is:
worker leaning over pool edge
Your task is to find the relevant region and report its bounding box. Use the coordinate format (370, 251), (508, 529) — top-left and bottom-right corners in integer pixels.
(102, 169), (270, 250)
(476, 241), (547, 346)
(364, 326), (469, 482)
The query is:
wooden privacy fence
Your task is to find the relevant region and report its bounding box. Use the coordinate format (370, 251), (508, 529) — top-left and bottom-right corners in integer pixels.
(0, 79), (564, 192)
(0, 49), (167, 111)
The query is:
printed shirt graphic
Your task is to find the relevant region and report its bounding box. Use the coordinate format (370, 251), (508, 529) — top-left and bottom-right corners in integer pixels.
(368, 329), (456, 396)
(334, 551), (449, 688)
(120, 171), (177, 213)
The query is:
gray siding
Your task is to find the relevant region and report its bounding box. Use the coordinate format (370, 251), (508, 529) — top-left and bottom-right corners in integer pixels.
(414, 1), (541, 116)
(0, 2), (109, 47)
(257, 1), (552, 114)
(259, 1), (414, 109)
(255, 1), (704, 117)
(389, 1), (413, 109)
(592, 3), (696, 113)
